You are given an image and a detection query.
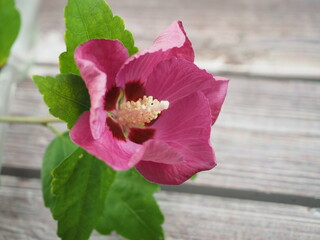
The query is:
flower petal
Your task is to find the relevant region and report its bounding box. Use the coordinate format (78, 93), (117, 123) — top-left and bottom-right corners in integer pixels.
(136, 92), (216, 185)
(70, 111), (141, 170)
(124, 81), (146, 101)
(74, 39), (129, 139)
(202, 76), (229, 124)
(129, 140), (184, 167)
(145, 58), (229, 124)
(116, 21), (194, 89)
(152, 20), (194, 61)
(104, 86), (121, 111)
(106, 117), (126, 141)
(128, 128), (155, 144)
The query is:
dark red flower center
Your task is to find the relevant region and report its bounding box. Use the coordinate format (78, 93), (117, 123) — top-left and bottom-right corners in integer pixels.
(104, 81), (169, 144)
(125, 81), (146, 101)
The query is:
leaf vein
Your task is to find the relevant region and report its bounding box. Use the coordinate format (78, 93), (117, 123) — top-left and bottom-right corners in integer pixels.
(115, 194), (159, 238)
(41, 82), (90, 109)
(75, 0), (90, 42)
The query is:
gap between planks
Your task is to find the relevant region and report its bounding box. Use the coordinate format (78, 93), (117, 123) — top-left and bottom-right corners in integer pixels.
(3, 71), (320, 199)
(1, 175), (320, 240)
(1, 166), (319, 208)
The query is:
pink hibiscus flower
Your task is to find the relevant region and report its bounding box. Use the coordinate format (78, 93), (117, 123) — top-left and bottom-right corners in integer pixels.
(70, 21), (229, 185)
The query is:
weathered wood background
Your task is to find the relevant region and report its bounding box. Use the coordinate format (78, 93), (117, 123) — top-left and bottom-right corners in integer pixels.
(1, 0), (320, 239)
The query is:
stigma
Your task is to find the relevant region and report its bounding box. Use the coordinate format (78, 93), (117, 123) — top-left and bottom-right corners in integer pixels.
(116, 96), (169, 128)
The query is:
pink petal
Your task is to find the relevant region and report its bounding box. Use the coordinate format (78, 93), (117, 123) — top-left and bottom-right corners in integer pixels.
(129, 140), (184, 167)
(116, 21), (194, 89)
(145, 58), (229, 124)
(74, 39), (129, 139)
(202, 76), (229, 124)
(153, 20), (194, 61)
(136, 92), (216, 185)
(70, 111), (141, 170)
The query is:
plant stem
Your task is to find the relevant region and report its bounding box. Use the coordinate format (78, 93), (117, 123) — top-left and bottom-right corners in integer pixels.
(45, 124), (62, 136)
(0, 116), (64, 136)
(0, 116), (61, 124)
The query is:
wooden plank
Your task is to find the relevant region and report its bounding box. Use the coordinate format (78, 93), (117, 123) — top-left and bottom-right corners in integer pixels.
(0, 178), (120, 239)
(1, 176), (320, 240)
(9, 66), (320, 135)
(200, 126), (320, 198)
(36, 0), (320, 78)
(3, 71), (320, 198)
(217, 76), (320, 135)
(196, 76), (320, 198)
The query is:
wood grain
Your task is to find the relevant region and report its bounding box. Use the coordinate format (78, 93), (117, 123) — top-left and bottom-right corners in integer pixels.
(2, 71), (320, 198)
(1, 176), (320, 240)
(36, 0), (320, 78)
(0, 177), (121, 239)
(199, 76), (320, 198)
(1, 0), (320, 239)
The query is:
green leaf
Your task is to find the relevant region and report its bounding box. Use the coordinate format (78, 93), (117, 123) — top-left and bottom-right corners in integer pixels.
(51, 148), (116, 240)
(60, 0), (138, 74)
(33, 74), (90, 129)
(96, 169), (165, 240)
(190, 173), (198, 181)
(0, 0), (21, 67)
(42, 132), (78, 208)
(42, 134), (165, 240)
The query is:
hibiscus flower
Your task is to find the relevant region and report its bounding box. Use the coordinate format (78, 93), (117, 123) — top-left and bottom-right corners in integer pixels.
(70, 21), (229, 185)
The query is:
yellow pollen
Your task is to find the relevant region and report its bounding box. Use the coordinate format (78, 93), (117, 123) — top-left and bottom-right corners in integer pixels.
(116, 96), (169, 128)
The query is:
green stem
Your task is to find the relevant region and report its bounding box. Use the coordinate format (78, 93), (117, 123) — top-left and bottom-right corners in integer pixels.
(0, 116), (61, 124)
(45, 124), (62, 136)
(0, 116), (64, 136)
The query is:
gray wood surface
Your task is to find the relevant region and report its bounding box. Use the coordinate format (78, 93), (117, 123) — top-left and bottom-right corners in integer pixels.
(3, 71), (320, 198)
(36, 0), (320, 78)
(1, 0), (320, 238)
(1, 176), (320, 240)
